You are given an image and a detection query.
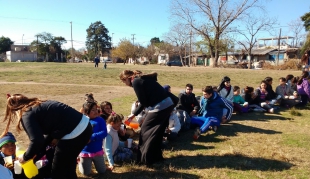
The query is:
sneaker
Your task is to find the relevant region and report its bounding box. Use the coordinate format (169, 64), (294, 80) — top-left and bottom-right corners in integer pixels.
(269, 108), (274, 113)
(212, 126), (217, 132)
(193, 127), (201, 140)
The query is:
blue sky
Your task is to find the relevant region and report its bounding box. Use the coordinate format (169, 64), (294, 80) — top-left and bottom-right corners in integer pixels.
(0, 0), (309, 50)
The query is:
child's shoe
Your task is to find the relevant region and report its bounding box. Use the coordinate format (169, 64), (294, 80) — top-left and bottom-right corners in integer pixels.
(269, 108), (274, 113)
(193, 127), (201, 140)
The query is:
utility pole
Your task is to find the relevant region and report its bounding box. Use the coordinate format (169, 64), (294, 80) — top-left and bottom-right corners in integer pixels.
(36, 35), (38, 61)
(70, 21), (73, 62)
(111, 33), (114, 47)
(131, 34), (135, 45)
(131, 34), (136, 64)
(277, 28), (281, 66)
(189, 29), (192, 67)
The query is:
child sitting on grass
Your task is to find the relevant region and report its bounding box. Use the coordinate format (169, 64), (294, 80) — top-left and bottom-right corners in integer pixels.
(105, 113), (133, 171)
(233, 86), (249, 113)
(0, 132), (53, 179)
(164, 109), (181, 142)
(78, 102), (107, 176)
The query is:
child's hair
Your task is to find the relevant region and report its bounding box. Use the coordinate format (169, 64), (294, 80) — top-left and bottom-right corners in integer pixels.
(119, 70), (142, 81)
(106, 112), (124, 124)
(279, 77), (286, 82)
(286, 74), (294, 81)
(297, 71), (309, 85)
(264, 77), (273, 83)
(233, 86), (240, 92)
(100, 101), (112, 112)
(82, 102), (97, 115)
(292, 76), (299, 84)
(84, 93), (95, 102)
(244, 86), (254, 94)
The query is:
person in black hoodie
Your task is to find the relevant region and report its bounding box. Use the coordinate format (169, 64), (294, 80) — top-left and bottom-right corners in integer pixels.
(119, 70), (175, 166)
(176, 84), (200, 116)
(1, 94), (92, 179)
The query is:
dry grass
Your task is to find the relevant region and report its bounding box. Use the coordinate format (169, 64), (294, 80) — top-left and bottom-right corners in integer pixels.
(0, 62), (310, 179)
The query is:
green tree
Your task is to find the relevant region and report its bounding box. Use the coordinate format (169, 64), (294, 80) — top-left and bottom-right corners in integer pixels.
(0, 36), (14, 54)
(301, 12), (310, 31)
(150, 37), (161, 45)
(111, 38), (135, 63)
(29, 32), (66, 61)
(301, 12), (310, 54)
(86, 21), (111, 56)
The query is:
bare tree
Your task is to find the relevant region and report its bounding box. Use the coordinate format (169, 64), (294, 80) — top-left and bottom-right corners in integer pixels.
(163, 23), (191, 66)
(288, 18), (305, 47)
(171, 0), (263, 67)
(237, 15), (275, 69)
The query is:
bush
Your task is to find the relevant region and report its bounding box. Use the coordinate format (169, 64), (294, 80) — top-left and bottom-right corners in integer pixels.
(262, 59), (301, 70)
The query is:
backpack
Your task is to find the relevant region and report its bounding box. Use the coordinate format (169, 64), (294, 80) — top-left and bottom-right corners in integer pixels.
(176, 110), (191, 131)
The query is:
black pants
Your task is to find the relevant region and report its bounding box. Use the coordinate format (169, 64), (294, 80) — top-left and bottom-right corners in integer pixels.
(137, 105), (174, 165)
(51, 123), (92, 179)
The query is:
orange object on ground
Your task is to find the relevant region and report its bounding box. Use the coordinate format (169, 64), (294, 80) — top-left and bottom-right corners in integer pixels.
(129, 122), (139, 129)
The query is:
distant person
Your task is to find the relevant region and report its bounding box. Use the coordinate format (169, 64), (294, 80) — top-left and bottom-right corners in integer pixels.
(176, 84), (200, 117)
(94, 56), (100, 68)
(1, 94), (92, 179)
(104, 61), (107, 69)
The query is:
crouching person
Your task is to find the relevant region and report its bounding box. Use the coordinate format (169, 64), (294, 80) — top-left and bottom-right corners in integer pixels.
(164, 109), (181, 142)
(191, 86), (233, 140)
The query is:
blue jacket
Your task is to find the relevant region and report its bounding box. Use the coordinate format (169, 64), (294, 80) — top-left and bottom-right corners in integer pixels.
(81, 116), (107, 154)
(199, 92), (233, 120)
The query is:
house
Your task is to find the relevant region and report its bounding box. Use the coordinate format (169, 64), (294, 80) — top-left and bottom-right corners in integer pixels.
(6, 45), (37, 62)
(184, 53), (210, 66)
(158, 53), (169, 65)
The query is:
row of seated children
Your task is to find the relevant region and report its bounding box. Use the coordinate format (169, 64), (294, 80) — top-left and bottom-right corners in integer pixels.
(170, 72), (310, 140)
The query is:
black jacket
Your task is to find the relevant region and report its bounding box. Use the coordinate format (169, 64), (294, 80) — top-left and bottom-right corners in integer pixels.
(21, 100), (83, 161)
(176, 92), (200, 115)
(132, 73), (169, 116)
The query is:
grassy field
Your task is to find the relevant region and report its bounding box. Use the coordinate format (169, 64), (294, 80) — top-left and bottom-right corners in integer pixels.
(0, 62), (310, 179)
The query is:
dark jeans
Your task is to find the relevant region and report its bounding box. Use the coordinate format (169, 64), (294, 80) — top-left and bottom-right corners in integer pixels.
(296, 94), (309, 107)
(51, 123), (92, 179)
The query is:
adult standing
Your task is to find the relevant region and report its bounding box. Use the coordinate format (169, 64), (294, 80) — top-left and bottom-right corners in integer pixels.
(1, 94), (92, 179)
(94, 56), (100, 68)
(119, 70), (174, 166)
(301, 51), (310, 66)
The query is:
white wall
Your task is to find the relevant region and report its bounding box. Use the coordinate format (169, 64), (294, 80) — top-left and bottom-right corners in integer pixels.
(6, 51), (37, 62)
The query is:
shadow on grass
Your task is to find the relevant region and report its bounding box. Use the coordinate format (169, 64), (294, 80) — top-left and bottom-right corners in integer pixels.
(167, 154), (294, 171)
(79, 167), (200, 179)
(215, 122), (282, 137)
(231, 111), (291, 121)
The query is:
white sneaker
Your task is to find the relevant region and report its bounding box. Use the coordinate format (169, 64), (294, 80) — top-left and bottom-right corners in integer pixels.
(269, 108), (274, 113)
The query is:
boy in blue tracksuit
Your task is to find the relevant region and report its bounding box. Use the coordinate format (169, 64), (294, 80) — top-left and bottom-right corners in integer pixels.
(192, 86), (233, 139)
